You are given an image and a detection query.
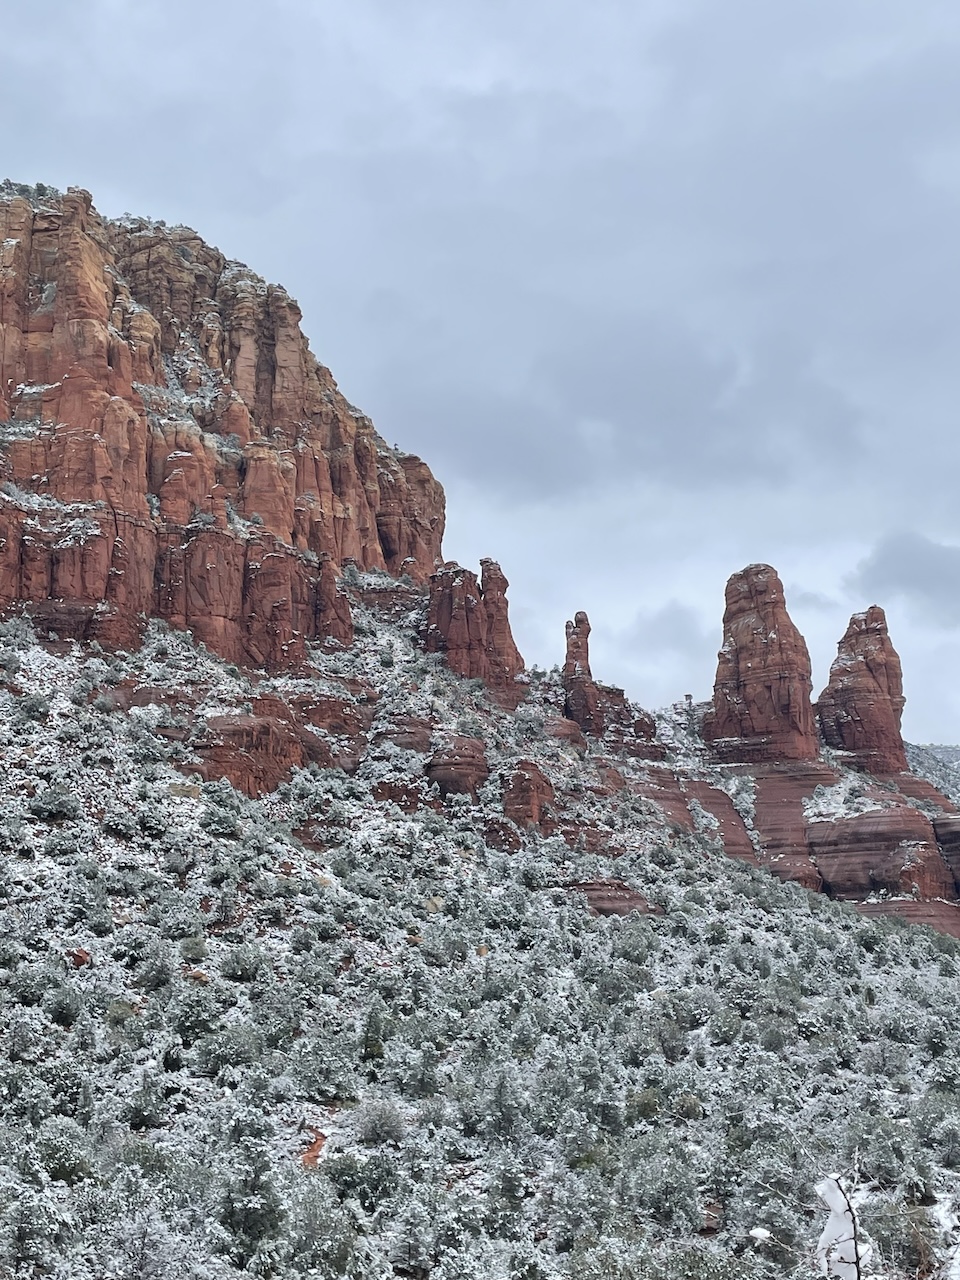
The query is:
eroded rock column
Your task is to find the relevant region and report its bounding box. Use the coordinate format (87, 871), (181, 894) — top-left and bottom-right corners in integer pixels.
(704, 564), (818, 763)
(816, 606), (907, 773)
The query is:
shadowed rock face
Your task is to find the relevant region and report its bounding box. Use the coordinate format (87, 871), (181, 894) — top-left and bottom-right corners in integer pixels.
(0, 186), (444, 666)
(422, 560), (525, 706)
(704, 564), (818, 763)
(817, 606), (907, 774)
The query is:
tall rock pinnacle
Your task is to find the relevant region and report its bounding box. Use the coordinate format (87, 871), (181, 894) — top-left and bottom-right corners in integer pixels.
(816, 606), (907, 774)
(563, 611), (604, 735)
(704, 563), (818, 762)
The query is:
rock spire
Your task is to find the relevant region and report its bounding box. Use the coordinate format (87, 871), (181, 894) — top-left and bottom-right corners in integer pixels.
(816, 605), (907, 774)
(704, 563), (818, 762)
(563, 611), (604, 735)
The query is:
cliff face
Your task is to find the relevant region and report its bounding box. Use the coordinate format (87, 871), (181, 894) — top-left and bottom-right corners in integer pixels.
(0, 185), (444, 667)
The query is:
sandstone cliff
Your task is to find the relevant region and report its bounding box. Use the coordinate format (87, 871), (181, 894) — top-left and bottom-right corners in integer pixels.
(0, 183), (444, 667)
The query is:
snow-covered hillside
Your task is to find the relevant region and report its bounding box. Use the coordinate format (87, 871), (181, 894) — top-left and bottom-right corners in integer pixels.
(1, 600), (959, 1278)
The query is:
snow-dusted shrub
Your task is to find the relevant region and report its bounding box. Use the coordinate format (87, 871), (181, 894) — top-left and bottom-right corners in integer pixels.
(0, 1183), (71, 1267)
(43, 981), (82, 1028)
(27, 785), (80, 821)
(134, 941), (176, 992)
(220, 942), (267, 983)
(195, 1023), (264, 1077)
(292, 1036), (359, 1104)
(121, 1075), (169, 1130)
(355, 1096), (405, 1145)
(323, 1151), (399, 1213)
(285, 1176), (366, 1277)
(32, 1115), (91, 1184)
(167, 984), (221, 1045)
(179, 934), (206, 962)
(15, 692), (50, 722)
(215, 1119), (286, 1269)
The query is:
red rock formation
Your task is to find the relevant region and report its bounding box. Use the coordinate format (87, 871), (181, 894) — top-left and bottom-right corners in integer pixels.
(702, 758), (960, 922)
(502, 761), (555, 832)
(806, 806), (954, 901)
(857, 899), (960, 939)
(704, 565), (818, 763)
(98, 675), (373, 795)
(373, 715), (434, 754)
(681, 778), (759, 865)
(426, 737), (490, 798)
(561, 611), (664, 758)
(422, 560), (525, 706)
(567, 881), (659, 917)
(563, 611), (603, 735)
(816, 606), (907, 774)
(0, 185), (445, 667)
(749, 765), (835, 890)
(632, 767), (697, 833)
(190, 710), (334, 795)
(543, 716), (587, 752)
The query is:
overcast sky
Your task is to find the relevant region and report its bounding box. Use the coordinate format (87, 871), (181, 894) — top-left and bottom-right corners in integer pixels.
(6, 0), (960, 739)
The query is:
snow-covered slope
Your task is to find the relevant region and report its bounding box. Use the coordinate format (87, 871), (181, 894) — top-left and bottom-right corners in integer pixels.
(1, 606), (960, 1278)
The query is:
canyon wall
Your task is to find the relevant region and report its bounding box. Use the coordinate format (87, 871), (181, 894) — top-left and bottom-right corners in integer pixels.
(0, 184), (444, 667)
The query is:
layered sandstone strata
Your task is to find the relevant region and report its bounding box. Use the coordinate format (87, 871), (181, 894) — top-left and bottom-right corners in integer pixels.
(0, 184), (444, 666)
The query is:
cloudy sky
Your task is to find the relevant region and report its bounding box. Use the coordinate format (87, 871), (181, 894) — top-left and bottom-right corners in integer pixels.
(6, 0), (960, 738)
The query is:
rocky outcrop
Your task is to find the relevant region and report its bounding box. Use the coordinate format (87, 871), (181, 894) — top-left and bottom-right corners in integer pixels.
(806, 805), (954, 901)
(422, 560), (525, 706)
(704, 565), (818, 763)
(426, 737), (490, 798)
(0, 184), (444, 667)
(373, 715), (434, 755)
(680, 778), (758, 864)
(563, 611), (603, 735)
(561, 611), (664, 758)
(567, 881), (659, 917)
(502, 761), (555, 832)
(816, 606), (907, 774)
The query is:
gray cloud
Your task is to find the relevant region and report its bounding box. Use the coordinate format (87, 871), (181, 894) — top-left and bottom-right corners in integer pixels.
(848, 534), (960, 626)
(5, 0), (960, 735)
